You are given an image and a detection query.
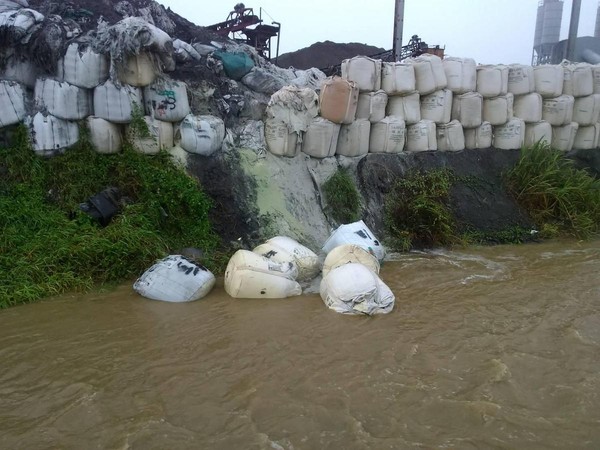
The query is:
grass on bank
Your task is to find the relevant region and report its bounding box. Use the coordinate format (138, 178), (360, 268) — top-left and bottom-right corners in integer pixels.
(0, 126), (220, 308)
(322, 168), (361, 224)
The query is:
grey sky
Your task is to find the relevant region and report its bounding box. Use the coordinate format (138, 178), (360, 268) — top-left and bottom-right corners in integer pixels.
(160, 0), (599, 65)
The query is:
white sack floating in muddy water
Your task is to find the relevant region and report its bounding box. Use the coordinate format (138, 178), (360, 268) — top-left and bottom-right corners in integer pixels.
(322, 220), (385, 262)
(253, 236), (320, 282)
(322, 244), (380, 279)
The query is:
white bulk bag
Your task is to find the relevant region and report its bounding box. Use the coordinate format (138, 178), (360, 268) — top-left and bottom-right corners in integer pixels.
(420, 89), (452, 124)
(177, 114), (225, 156)
(87, 117), (122, 154)
(1, 55), (39, 88)
(416, 53), (447, 90)
(94, 81), (143, 123)
(542, 95), (574, 126)
(406, 57), (436, 95)
(224, 250), (301, 299)
(302, 117), (340, 158)
(173, 39), (202, 62)
(451, 91), (483, 128)
(524, 121), (552, 146)
(369, 116), (405, 153)
(483, 93), (514, 126)
(57, 43), (109, 89)
(320, 263), (395, 315)
(128, 116), (174, 155)
(265, 119), (299, 157)
(34, 78), (92, 120)
(436, 120), (465, 151)
(492, 118), (525, 150)
(0, 8), (44, 38)
(573, 124), (600, 149)
(464, 122), (493, 149)
(552, 122), (579, 152)
(476, 65), (509, 98)
(593, 65), (600, 94)
(30, 112), (79, 154)
(253, 236), (320, 282)
(573, 94), (600, 126)
(0, 80), (25, 128)
(513, 93), (543, 123)
(381, 62), (415, 95)
(322, 244), (380, 279)
(290, 67), (327, 91)
(356, 90), (388, 123)
(322, 219), (385, 261)
(534, 65), (563, 98)
(386, 92), (421, 124)
(319, 76), (359, 124)
(443, 57), (476, 94)
(133, 255), (215, 302)
(336, 119), (370, 157)
(117, 52), (157, 87)
(144, 80), (190, 122)
(406, 120), (437, 152)
(341, 56), (382, 92)
(508, 64), (535, 95)
(562, 62), (593, 98)
(267, 86), (318, 139)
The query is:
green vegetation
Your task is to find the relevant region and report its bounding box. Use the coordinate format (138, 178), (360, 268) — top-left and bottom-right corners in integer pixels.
(506, 141), (600, 238)
(322, 168), (361, 224)
(0, 126), (219, 308)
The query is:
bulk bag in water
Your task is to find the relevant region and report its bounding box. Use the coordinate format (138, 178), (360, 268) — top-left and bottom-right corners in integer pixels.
(492, 118), (525, 150)
(117, 52), (157, 87)
(542, 95), (574, 126)
(420, 89), (452, 124)
(552, 122), (578, 152)
(562, 62), (593, 98)
(144, 80), (190, 122)
(524, 121), (552, 146)
(436, 120), (465, 151)
(573, 124), (600, 149)
(443, 57), (476, 94)
(508, 64), (535, 95)
(534, 65), (563, 98)
(322, 244), (380, 279)
(476, 65), (509, 98)
(265, 118), (299, 157)
(87, 117), (122, 154)
(513, 93), (543, 123)
(406, 120), (437, 152)
(320, 263), (395, 315)
(369, 116), (405, 153)
(94, 81), (143, 123)
(483, 93), (514, 126)
(356, 90), (388, 123)
(177, 114), (225, 156)
(34, 78), (92, 120)
(128, 116), (174, 155)
(319, 76), (359, 124)
(381, 62), (415, 95)
(56, 43), (109, 89)
(341, 56), (382, 92)
(0, 80), (25, 128)
(133, 255), (215, 302)
(29, 112), (79, 155)
(451, 91), (483, 128)
(573, 94), (600, 126)
(322, 220), (385, 261)
(302, 117), (340, 158)
(464, 122), (493, 149)
(386, 92), (421, 124)
(336, 119), (370, 157)
(224, 250), (301, 299)
(253, 236), (320, 282)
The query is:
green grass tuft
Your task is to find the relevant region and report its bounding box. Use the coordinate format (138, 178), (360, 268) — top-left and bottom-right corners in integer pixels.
(322, 168), (361, 224)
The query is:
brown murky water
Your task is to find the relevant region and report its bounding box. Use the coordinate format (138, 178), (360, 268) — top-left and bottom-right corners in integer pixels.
(1, 240), (600, 449)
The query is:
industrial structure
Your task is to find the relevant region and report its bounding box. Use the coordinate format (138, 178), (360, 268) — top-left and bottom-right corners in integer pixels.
(532, 0), (564, 65)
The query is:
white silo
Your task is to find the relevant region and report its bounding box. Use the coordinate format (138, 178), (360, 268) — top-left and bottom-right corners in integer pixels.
(532, 0), (564, 65)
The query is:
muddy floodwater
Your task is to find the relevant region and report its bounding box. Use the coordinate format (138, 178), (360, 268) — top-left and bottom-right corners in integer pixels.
(1, 240), (599, 449)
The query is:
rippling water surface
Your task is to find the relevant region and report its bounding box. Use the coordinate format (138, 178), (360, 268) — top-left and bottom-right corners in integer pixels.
(1, 240), (599, 449)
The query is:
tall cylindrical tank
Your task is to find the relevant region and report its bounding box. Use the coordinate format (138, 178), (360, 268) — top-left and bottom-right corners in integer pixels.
(541, 0), (563, 45)
(534, 3), (546, 48)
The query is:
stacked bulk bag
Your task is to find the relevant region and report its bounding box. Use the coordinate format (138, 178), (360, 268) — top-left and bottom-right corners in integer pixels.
(465, 122), (493, 149)
(562, 62), (593, 98)
(1, 54), (38, 88)
(144, 79), (190, 122)
(128, 116), (174, 155)
(0, 80), (25, 127)
(542, 95), (574, 126)
(483, 93), (513, 126)
(593, 65), (600, 94)
(436, 120), (465, 151)
(508, 64), (535, 96)
(451, 91), (483, 128)
(319, 76), (359, 124)
(177, 114), (225, 156)
(118, 52), (157, 87)
(552, 122), (578, 152)
(253, 236), (320, 282)
(341, 56), (382, 92)
(406, 120), (437, 152)
(406, 54), (446, 95)
(265, 119), (299, 157)
(322, 220), (385, 261)
(336, 119), (370, 157)
(0, 8), (44, 40)
(356, 90), (388, 123)
(524, 121), (552, 146)
(513, 92), (543, 123)
(420, 89), (452, 124)
(386, 92), (421, 124)
(302, 117), (340, 158)
(94, 81), (143, 123)
(381, 62), (415, 95)
(56, 43), (109, 89)
(321, 244), (380, 278)
(534, 65), (563, 98)
(133, 255), (216, 302)
(224, 250), (302, 298)
(320, 263), (395, 315)
(573, 123), (600, 149)
(29, 112), (79, 155)
(241, 67), (287, 95)
(34, 78), (92, 120)
(443, 57), (476, 94)
(572, 94), (600, 126)
(87, 117), (123, 154)
(493, 118), (525, 150)
(476, 65), (509, 98)
(369, 116), (405, 153)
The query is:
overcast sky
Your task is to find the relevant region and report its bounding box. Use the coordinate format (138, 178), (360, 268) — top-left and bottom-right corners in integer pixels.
(160, 0), (599, 65)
